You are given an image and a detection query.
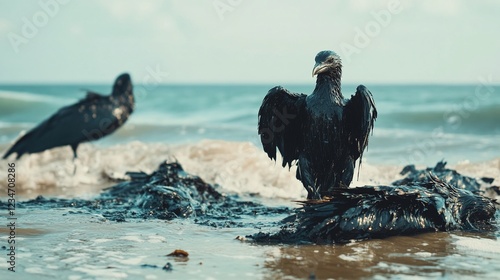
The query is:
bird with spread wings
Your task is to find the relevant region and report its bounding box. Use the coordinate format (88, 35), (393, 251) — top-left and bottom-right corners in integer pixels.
(258, 50), (377, 199)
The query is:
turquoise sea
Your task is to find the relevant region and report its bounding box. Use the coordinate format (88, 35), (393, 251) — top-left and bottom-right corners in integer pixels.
(1, 84), (499, 166)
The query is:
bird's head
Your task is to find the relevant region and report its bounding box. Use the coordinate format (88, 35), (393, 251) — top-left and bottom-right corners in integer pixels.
(312, 50), (342, 77)
(112, 73), (133, 96)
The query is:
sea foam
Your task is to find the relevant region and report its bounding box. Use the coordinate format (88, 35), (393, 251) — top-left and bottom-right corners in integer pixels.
(0, 140), (498, 200)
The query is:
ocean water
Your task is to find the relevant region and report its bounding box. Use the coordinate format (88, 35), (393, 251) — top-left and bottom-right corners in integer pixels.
(0, 84), (499, 279)
(1, 84), (500, 165)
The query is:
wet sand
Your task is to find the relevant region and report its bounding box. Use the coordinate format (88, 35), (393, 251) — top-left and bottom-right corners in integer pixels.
(0, 207), (499, 279)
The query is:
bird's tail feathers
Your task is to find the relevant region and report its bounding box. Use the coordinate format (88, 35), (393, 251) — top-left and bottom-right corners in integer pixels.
(3, 142), (23, 159)
(2, 131), (33, 159)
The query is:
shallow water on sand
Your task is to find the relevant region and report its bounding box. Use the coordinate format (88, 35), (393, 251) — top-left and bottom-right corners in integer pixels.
(1, 207), (499, 279)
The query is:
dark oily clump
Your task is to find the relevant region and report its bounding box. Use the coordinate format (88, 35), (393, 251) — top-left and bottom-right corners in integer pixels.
(103, 161), (224, 220)
(251, 175), (497, 244)
(5, 161), (291, 226)
(393, 160), (495, 194)
(8, 162), (222, 221)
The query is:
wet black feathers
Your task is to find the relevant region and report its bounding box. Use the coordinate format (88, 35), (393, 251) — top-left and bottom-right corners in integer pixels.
(258, 86), (306, 168)
(252, 175), (496, 244)
(344, 85), (378, 165)
(258, 71), (377, 198)
(2, 73), (134, 159)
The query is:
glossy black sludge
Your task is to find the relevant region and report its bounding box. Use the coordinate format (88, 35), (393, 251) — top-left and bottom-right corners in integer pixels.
(251, 163), (498, 244)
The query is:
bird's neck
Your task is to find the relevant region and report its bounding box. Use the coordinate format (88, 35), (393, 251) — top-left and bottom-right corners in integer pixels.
(313, 67), (343, 102)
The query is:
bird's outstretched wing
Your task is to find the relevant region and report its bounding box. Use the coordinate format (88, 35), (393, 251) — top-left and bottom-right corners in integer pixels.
(344, 85), (377, 165)
(258, 86), (307, 168)
(2, 94), (118, 159)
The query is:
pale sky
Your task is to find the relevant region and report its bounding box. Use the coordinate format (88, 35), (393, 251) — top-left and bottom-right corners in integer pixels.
(0, 0), (499, 84)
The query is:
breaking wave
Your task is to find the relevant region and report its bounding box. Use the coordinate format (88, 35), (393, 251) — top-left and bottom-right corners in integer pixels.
(1, 140), (499, 200)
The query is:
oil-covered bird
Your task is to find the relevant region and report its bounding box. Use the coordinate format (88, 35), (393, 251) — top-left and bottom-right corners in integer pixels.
(251, 174), (496, 244)
(258, 50), (377, 199)
(2, 73), (134, 159)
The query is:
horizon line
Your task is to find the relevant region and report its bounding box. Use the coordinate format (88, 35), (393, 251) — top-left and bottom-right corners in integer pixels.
(0, 81), (498, 87)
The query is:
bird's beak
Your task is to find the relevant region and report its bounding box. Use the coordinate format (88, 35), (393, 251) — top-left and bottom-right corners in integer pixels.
(312, 62), (328, 77)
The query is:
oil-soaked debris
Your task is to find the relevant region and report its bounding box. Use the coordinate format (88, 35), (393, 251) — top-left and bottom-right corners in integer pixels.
(251, 175), (497, 244)
(4, 161), (291, 227)
(489, 186), (500, 195)
(162, 262), (173, 271)
(393, 161), (493, 194)
(140, 264), (159, 269)
(235, 235), (246, 241)
(167, 249), (189, 258)
(101, 161), (223, 220)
